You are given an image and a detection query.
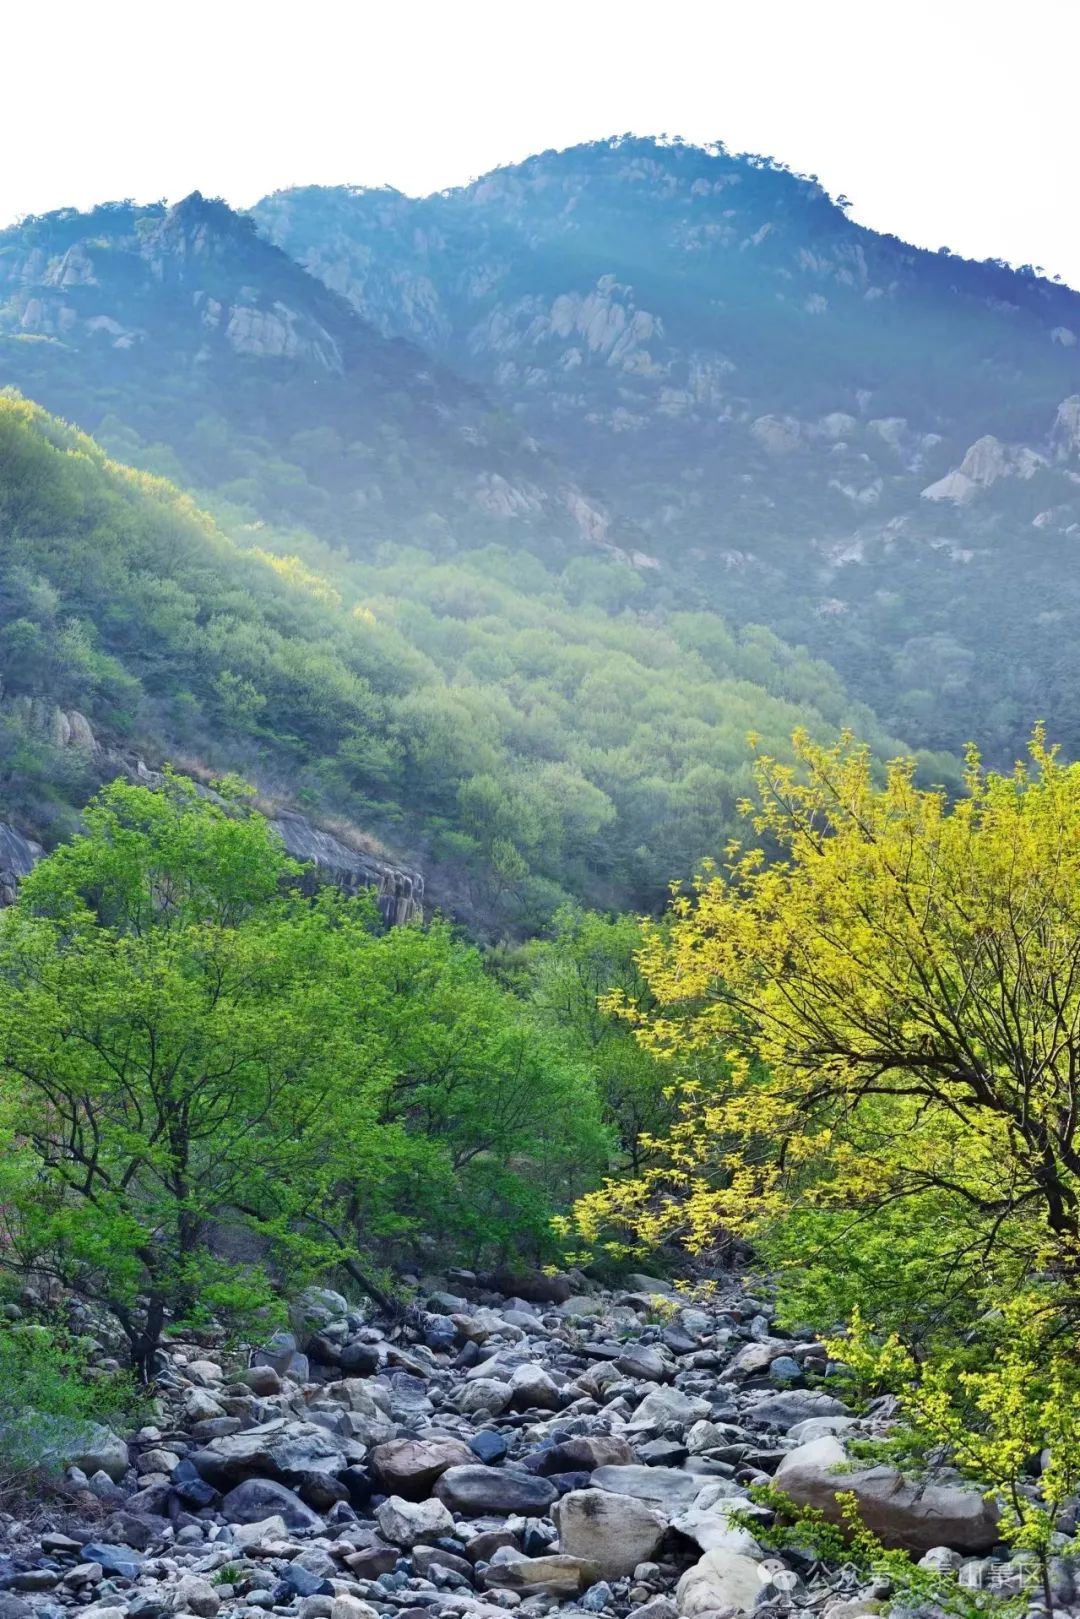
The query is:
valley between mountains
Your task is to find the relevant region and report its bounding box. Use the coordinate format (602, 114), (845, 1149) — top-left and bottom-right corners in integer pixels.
(2, 134), (1080, 1619)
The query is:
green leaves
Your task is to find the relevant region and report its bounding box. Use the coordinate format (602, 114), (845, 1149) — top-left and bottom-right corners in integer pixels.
(0, 779), (609, 1367)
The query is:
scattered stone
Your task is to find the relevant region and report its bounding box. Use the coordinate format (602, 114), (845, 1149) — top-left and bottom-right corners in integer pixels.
(375, 1493), (457, 1547)
(677, 1548), (765, 1616)
(435, 1465), (559, 1514)
(554, 1489), (667, 1577)
(774, 1436), (1000, 1552)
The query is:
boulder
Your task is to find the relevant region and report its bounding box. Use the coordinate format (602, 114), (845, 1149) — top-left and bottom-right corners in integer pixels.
(773, 1437), (1000, 1553)
(455, 1377), (512, 1416)
(485, 1554), (601, 1595)
(492, 1268), (573, 1305)
(509, 1362), (562, 1410)
(615, 1344), (675, 1382)
(626, 1387), (711, 1431)
(671, 1484), (761, 1553)
(746, 1390), (850, 1430)
(191, 1418), (363, 1485)
(434, 1464), (558, 1515)
(624, 1274), (676, 1295)
(221, 1477), (323, 1530)
(331, 1600), (380, 1619)
(592, 1465), (704, 1512)
(231, 1514), (289, 1549)
(375, 1494), (456, 1548)
(532, 1436), (634, 1475)
(45, 1423), (129, 1483)
(677, 1549), (765, 1616)
(554, 1488), (667, 1577)
(372, 1437), (474, 1498)
(166, 1576), (219, 1616)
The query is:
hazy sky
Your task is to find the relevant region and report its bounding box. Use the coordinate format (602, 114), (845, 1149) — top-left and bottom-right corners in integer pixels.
(6, 0), (1079, 285)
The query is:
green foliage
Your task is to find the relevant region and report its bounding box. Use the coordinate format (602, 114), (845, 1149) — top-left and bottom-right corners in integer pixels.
(0, 393), (922, 930)
(0, 778), (609, 1371)
(0, 1322), (142, 1500)
(519, 906), (677, 1169)
(739, 1486), (1025, 1619)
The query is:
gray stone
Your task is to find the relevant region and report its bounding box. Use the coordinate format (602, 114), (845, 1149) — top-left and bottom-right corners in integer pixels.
(455, 1377), (513, 1416)
(554, 1489), (667, 1577)
(746, 1390), (851, 1430)
(222, 1477), (323, 1530)
(591, 1465), (704, 1511)
(615, 1344), (675, 1383)
(375, 1494), (456, 1547)
(166, 1576), (220, 1616)
(626, 1387), (711, 1432)
(677, 1548), (765, 1616)
(773, 1436), (1000, 1553)
(434, 1464), (558, 1515)
(190, 1417), (363, 1485)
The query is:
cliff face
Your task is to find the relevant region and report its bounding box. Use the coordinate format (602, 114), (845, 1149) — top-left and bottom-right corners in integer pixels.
(0, 822), (44, 906)
(0, 194), (602, 558)
(0, 706), (423, 925)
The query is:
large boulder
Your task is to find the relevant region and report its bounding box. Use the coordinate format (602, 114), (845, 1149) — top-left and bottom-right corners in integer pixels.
(190, 1418), (362, 1487)
(746, 1390), (850, 1430)
(554, 1488), (667, 1577)
(773, 1437), (1000, 1553)
(485, 1554), (601, 1595)
(591, 1464), (704, 1512)
(677, 1549), (764, 1617)
(434, 1464), (558, 1515)
(58, 1424), (130, 1483)
(626, 1387), (711, 1432)
(372, 1437), (474, 1499)
(221, 1478), (323, 1530)
(375, 1495), (456, 1548)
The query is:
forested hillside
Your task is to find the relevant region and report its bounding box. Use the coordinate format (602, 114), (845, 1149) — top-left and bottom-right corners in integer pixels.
(256, 137), (1080, 759)
(0, 392), (929, 928)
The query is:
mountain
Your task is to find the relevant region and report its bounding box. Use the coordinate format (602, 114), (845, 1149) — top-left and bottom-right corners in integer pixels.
(0, 193), (607, 556)
(253, 137), (1080, 758)
(0, 393), (923, 932)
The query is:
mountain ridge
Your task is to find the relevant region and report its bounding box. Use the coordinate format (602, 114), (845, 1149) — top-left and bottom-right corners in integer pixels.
(252, 135), (1080, 759)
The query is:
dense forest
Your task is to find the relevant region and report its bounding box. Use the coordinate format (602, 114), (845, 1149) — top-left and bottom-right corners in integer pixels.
(0, 392), (939, 929)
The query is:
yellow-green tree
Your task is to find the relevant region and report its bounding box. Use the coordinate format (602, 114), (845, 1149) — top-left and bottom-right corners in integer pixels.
(570, 728), (1080, 1341)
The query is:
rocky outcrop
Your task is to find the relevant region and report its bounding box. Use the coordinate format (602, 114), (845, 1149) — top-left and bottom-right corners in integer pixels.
(270, 812), (423, 926)
(0, 821), (44, 904)
(0, 704), (423, 923)
(921, 433), (1047, 503)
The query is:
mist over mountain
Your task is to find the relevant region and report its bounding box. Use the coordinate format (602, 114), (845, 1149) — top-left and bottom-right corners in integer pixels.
(254, 136), (1080, 758)
(0, 192), (606, 556)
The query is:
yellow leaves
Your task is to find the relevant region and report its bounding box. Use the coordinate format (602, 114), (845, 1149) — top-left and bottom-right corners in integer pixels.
(568, 725), (1080, 1308)
(249, 550), (343, 608)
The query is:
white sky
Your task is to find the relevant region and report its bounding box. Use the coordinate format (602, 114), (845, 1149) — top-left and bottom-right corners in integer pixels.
(4, 0), (1079, 285)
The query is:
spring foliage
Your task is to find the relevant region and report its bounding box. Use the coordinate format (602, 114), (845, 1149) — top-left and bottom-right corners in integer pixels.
(0, 777), (608, 1371)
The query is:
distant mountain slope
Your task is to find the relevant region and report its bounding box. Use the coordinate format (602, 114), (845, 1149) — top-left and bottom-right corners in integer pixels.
(0, 393), (932, 931)
(254, 137), (1080, 757)
(0, 194), (607, 556)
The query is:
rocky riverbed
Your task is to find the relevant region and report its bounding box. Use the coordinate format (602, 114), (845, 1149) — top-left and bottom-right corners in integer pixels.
(0, 1269), (1061, 1619)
